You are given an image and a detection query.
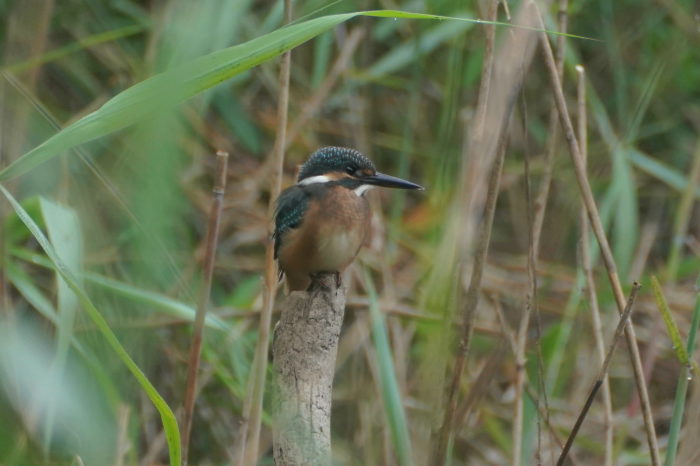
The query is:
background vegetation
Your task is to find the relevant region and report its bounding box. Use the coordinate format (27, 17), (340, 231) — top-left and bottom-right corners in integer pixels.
(1, 0), (699, 465)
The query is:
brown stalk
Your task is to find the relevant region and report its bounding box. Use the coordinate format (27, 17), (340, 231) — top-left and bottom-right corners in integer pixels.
(532, 3), (661, 463)
(557, 282), (641, 465)
(435, 136), (507, 465)
(433, 1), (501, 463)
(236, 1), (292, 464)
(576, 65), (613, 466)
(517, 92), (541, 465)
(527, 7), (568, 451)
(433, 2), (541, 464)
(181, 150), (229, 465)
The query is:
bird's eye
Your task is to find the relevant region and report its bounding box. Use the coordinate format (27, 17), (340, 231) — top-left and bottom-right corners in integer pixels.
(345, 166), (355, 175)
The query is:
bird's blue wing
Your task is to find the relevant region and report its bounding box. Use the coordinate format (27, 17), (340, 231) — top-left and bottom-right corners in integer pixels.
(273, 185), (309, 260)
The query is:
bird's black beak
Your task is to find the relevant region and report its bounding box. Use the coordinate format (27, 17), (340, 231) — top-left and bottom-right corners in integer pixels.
(365, 172), (424, 190)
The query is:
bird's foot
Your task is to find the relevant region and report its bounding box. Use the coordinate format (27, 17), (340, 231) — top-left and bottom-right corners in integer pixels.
(307, 271), (342, 292)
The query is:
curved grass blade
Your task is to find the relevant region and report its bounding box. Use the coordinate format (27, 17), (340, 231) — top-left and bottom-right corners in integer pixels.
(0, 184), (181, 466)
(2, 25), (146, 75)
(11, 247), (229, 330)
(364, 270), (414, 466)
(0, 10), (590, 182)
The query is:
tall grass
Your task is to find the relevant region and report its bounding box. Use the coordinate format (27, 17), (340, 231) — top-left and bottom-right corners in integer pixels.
(1, 1), (699, 464)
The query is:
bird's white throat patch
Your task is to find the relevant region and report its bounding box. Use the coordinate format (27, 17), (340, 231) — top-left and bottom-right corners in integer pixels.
(353, 184), (374, 196)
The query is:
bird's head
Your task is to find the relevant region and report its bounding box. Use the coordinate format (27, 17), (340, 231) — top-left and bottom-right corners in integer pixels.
(297, 147), (424, 194)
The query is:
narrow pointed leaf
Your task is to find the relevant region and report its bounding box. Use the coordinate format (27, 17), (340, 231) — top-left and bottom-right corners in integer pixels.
(0, 184), (181, 466)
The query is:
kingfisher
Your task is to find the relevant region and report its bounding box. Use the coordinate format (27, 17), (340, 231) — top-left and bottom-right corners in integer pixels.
(273, 146), (423, 291)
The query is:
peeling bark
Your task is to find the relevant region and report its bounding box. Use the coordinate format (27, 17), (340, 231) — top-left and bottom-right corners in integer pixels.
(272, 274), (346, 465)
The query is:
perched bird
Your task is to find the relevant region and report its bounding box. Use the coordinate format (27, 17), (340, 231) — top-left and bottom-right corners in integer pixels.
(273, 147), (423, 291)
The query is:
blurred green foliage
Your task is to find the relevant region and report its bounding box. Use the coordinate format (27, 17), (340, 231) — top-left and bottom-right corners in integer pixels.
(1, 0), (699, 464)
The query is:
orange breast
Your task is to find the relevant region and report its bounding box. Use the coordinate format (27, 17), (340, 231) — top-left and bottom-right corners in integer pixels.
(278, 186), (370, 290)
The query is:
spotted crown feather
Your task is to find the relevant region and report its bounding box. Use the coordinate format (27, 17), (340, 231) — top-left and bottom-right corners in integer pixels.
(297, 147), (375, 182)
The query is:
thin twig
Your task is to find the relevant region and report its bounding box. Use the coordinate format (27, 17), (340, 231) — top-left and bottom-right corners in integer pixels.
(532, 4), (661, 463)
(181, 151), (228, 465)
(576, 64), (613, 466)
(557, 282), (641, 466)
(515, 91), (534, 466)
(528, 5), (568, 455)
(237, 1), (292, 464)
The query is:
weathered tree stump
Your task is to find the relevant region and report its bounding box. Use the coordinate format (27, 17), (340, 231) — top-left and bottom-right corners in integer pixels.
(271, 273), (346, 466)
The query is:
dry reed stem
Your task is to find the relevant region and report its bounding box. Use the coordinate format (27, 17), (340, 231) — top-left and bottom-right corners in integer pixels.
(518, 98), (543, 465)
(433, 1), (501, 462)
(439, 2), (541, 464)
(576, 65), (613, 466)
(181, 151), (229, 464)
(435, 139), (507, 464)
(453, 0), (538, 258)
(533, 4), (661, 463)
(237, 1), (292, 464)
(557, 283), (640, 465)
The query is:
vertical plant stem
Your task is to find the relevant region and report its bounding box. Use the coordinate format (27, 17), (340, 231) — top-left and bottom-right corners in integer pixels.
(557, 283), (640, 466)
(433, 2), (500, 463)
(237, 1), (292, 464)
(435, 136), (506, 465)
(576, 65), (614, 466)
(514, 2), (568, 462)
(515, 93), (535, 466)
(181, 151), (228, 465)
(665, 275), (700, 465)
(533, 4), (661, 464)
(666, 139), (700, 282)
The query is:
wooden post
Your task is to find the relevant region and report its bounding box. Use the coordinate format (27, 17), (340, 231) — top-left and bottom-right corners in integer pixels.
(272, 274), (346, 465)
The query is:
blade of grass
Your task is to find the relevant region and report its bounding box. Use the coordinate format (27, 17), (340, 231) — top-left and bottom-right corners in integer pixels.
(5, 260), (122, 408)
(665, 275), (700, 466)
(10, 247), (229, 330)
(0, 184), (181, 466)
(37, 198), (83, 453)
(365, 270), (414, 466)
(666, 140), (700, 282)
(0, 10), (590, 182)
(2, 25), (147, 75)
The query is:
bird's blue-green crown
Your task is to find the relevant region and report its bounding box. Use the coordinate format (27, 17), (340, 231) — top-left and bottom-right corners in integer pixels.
(297, 147), (376, 182)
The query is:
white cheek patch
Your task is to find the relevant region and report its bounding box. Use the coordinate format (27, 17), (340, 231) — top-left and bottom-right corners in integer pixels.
(298, 175), (332, 185)
(354, 184), (374, 196)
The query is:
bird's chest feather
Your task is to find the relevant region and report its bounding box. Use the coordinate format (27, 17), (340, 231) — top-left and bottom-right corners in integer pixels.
(312, 187), (370, 269)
